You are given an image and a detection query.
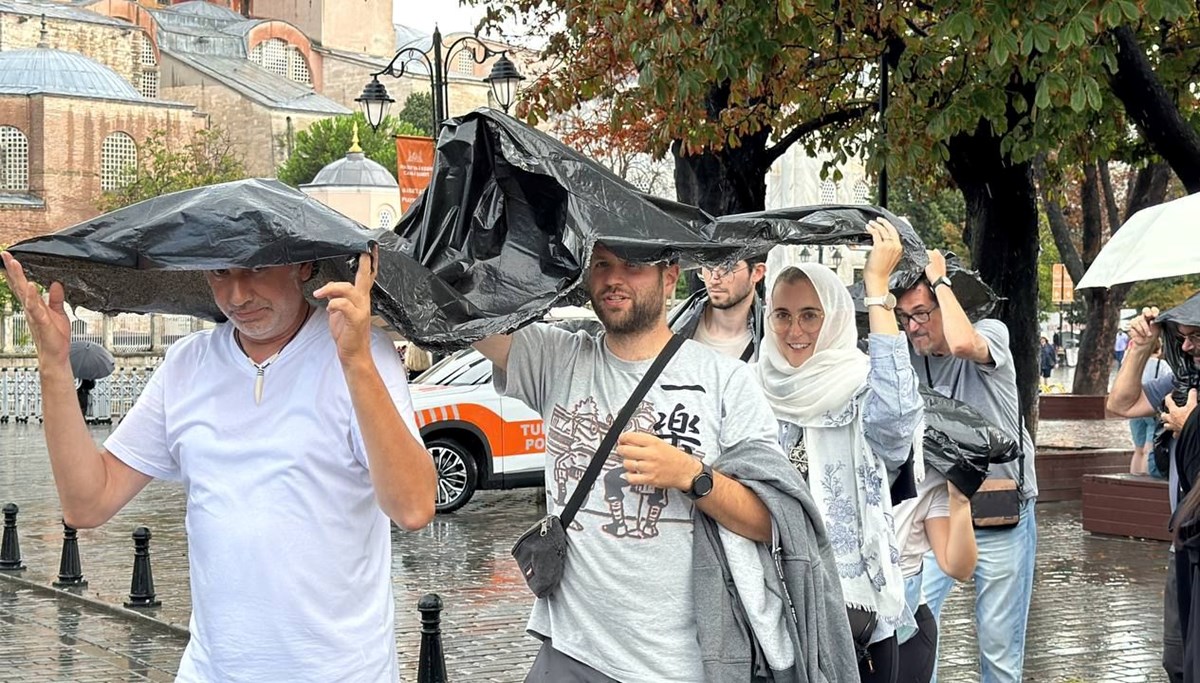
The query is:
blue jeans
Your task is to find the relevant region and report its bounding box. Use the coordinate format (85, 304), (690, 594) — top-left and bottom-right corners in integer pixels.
(922, 499), (1038, 683)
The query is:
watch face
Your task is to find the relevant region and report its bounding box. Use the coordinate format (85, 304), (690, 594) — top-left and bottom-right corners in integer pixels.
(693, 472), (714, 497)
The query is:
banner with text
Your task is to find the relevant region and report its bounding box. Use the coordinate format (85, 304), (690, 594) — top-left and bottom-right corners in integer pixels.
(395, 135), (435, 212)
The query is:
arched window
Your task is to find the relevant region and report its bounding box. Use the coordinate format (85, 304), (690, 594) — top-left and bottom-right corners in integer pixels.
(819, 179), (837, 204)
(853, 180), (871, 204)
(251, 39), (312, 85)
(101, 132), (138, 191)
(138, 33), (159, 98)
(456, 49), (475, 75)
(377, 205), (396, 230)
(0, 126), (29, 191)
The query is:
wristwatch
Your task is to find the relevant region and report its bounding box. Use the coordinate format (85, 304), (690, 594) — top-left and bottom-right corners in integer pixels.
(685, 463), (714, 500)
(930, 275), (953, 291)
(863, 293), (897, 311)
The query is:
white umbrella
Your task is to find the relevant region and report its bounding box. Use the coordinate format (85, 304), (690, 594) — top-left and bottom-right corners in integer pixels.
(1076, 192), (1200, 289)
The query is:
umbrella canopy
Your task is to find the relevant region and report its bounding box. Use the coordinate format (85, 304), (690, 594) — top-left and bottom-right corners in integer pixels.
(7, 178), (380, 321)
(69, 340), (115, 380)
(1075, 192), (1200, 290)
(343, 109), (929, 352)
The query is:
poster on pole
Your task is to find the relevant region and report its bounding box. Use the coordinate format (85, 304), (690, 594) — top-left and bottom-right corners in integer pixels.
(1051, 263), (1075, 304)
(395, 135), (435, 212)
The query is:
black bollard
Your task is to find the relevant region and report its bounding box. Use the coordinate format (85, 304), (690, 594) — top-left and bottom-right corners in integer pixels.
(416, 593), (448, 683)
(124, 526), (160, 608)
(53, 521), (87, 588)
(0, 503), (25, 571)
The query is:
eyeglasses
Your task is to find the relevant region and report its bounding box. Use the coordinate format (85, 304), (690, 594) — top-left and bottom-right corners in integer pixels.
(1181, 332), (1200, 347)
(768, 309), (825, 334)
(896, 305), (939, 327)
(700, 264), (748, 282)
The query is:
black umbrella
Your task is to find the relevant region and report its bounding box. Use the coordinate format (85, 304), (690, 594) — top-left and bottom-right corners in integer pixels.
(340, 109), (931, 352)
(7, 178), (381, 321)
(69, 340), (115, 380)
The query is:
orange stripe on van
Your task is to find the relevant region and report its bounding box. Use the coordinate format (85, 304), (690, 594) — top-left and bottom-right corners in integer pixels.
(418, 402), (545, 457)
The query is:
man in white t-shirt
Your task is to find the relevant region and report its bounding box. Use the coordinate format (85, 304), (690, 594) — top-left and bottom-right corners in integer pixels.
(670, 256), (766, 361)
(1, 250), (436, 683)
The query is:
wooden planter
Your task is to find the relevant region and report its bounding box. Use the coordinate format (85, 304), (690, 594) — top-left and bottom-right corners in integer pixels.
(1038, 394), (1109, 420)
(1035, 446), (1132, 502)
(1081, 473), (1172, 542)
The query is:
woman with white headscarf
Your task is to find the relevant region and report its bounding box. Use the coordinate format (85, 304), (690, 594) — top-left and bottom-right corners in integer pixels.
(756, 219), (922, 683)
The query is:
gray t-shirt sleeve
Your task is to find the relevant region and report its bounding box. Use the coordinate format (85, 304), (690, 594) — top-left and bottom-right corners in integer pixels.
(716, 363), (789, 468)
(974, 319), (1012, 375)
(1144, 373), (1177, 411)
(493, 324), (584, 414)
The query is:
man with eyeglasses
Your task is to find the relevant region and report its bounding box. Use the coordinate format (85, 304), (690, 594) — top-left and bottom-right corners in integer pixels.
(893, 251), (1038, 683)
(1108, 299), (1200, 683)
(670, 257), (767, 362)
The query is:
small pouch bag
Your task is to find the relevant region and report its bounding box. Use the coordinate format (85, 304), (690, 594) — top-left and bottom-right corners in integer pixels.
(511, 334), (685, 598)
(970, 478), (1021, 529)
(846, 606), (878, 660)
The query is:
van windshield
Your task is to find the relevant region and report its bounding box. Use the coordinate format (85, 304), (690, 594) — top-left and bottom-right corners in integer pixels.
(415, 350), (493, 386)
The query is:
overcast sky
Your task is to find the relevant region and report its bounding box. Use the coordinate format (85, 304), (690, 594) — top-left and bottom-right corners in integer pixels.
(394, 0), (487, 34)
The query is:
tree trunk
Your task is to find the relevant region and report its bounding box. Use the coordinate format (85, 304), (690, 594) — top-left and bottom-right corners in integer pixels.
(1108, 26), (1200, 193)
(672, 82), (771, 215)
(945, 121), (1041, 432)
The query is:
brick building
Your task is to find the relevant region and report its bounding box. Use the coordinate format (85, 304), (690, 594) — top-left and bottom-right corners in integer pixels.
(0, 28), (204, 246)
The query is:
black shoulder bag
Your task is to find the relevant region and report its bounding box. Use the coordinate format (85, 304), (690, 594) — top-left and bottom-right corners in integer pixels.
(511, 333), (686, 598)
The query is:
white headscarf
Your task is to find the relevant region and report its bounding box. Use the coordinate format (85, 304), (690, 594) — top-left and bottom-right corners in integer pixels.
(754, 262), (911, 641)
(755, 263), (868, 424)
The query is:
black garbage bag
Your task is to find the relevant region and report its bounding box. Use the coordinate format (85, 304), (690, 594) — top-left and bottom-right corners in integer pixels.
(1157, 291), (1200, 402)
(920, 386), (1019, 497)
(7, 178), (378, 321)
(849, 251), (998, 336)
(363, 108), (930, 352)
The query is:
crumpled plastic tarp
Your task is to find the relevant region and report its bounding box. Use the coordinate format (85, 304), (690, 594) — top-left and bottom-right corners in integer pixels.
(355, 109), (930, 352)
(848, 250), (998, 331)
(7, 178), (379, 321)
(920, 385), (1019, 497)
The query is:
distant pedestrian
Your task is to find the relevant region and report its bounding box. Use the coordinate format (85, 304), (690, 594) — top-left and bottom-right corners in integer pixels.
(1128, 340), (1172, 476)
(1039, 337), (1056, 391)
(1115, 328), (1130, 369)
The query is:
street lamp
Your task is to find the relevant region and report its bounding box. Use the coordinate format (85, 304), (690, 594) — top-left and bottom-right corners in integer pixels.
(356, 26), (525, 134)
(829, 248), (843, 269)
(799, 247), (812, 263)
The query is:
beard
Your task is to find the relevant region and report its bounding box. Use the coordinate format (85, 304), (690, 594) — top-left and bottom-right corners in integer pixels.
(708, 282), (753, 310)
(591, 286), (664, 336)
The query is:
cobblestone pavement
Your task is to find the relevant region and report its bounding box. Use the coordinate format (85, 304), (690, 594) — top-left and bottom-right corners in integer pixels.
(0, 419), (1171, 682)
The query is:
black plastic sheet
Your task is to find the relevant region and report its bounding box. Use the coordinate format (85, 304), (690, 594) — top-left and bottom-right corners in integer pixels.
(920, 386), (1019, 497)
(7, 178), (378, 321)
(1156, 291), (1200, 403)
(369, 109), (930, 352)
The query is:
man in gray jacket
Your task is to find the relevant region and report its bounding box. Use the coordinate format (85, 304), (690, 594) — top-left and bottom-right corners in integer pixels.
(475, 242), (855, 682)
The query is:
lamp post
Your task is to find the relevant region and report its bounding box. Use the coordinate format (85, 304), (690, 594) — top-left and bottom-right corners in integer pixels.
(356, 26), (524, 133)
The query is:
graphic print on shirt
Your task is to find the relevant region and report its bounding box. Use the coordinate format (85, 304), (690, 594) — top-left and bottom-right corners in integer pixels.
(546, 397), (706, 539)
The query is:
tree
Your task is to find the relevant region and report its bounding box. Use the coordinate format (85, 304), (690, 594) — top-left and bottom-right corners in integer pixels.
(276, 112), (422, 187)
(552, 103), (674, 197)
(480, 0), (1195, 424)
(887, 176), (968, 259)
(98, 127), (247, 212)
(397, 92), (435, 137)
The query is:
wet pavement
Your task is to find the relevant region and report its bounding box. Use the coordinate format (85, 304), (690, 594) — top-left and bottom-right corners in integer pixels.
(0, 418), (1171, 682)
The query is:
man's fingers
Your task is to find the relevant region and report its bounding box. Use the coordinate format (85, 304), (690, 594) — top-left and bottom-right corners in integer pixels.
(313, 282), (358, 300)
(48, 282), (66, 314)
(354, 251), (375, 291)
(1189, 389), (1198, 407)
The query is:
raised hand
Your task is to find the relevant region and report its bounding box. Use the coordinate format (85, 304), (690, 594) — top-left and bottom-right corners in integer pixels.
(1, 252), (71, 366)
(864, 218), (904, 292)
(313, 249), (377, 364)
(1128, 306), (1160, 351)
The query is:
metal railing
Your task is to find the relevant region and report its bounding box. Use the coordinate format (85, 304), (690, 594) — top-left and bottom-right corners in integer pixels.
(0, 365), (159, 424)
(4, 309), (213, 354)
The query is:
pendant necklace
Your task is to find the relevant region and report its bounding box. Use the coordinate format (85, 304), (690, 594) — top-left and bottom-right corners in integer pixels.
(234, 305), (312, 405)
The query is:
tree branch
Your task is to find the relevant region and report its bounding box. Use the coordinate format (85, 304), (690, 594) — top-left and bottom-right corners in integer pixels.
(1096, 160), (1122, 236)
(762, 105), (874, 165)
(1035, 157), (1087, 284)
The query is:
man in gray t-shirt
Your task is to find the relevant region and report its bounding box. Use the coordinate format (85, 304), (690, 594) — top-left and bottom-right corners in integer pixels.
(894, 250), (1037, 683)
(475, 243), (791, 682)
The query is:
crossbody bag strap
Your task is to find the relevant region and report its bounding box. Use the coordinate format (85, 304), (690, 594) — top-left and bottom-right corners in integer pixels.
(559, 333), (687, 528)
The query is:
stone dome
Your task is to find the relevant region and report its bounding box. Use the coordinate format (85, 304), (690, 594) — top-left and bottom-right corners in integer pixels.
(307, 151), (398, 188)
(0, 48), (142, 101)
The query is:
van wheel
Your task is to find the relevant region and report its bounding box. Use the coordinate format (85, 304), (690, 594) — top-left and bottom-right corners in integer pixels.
(428, 438), (478, 513)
